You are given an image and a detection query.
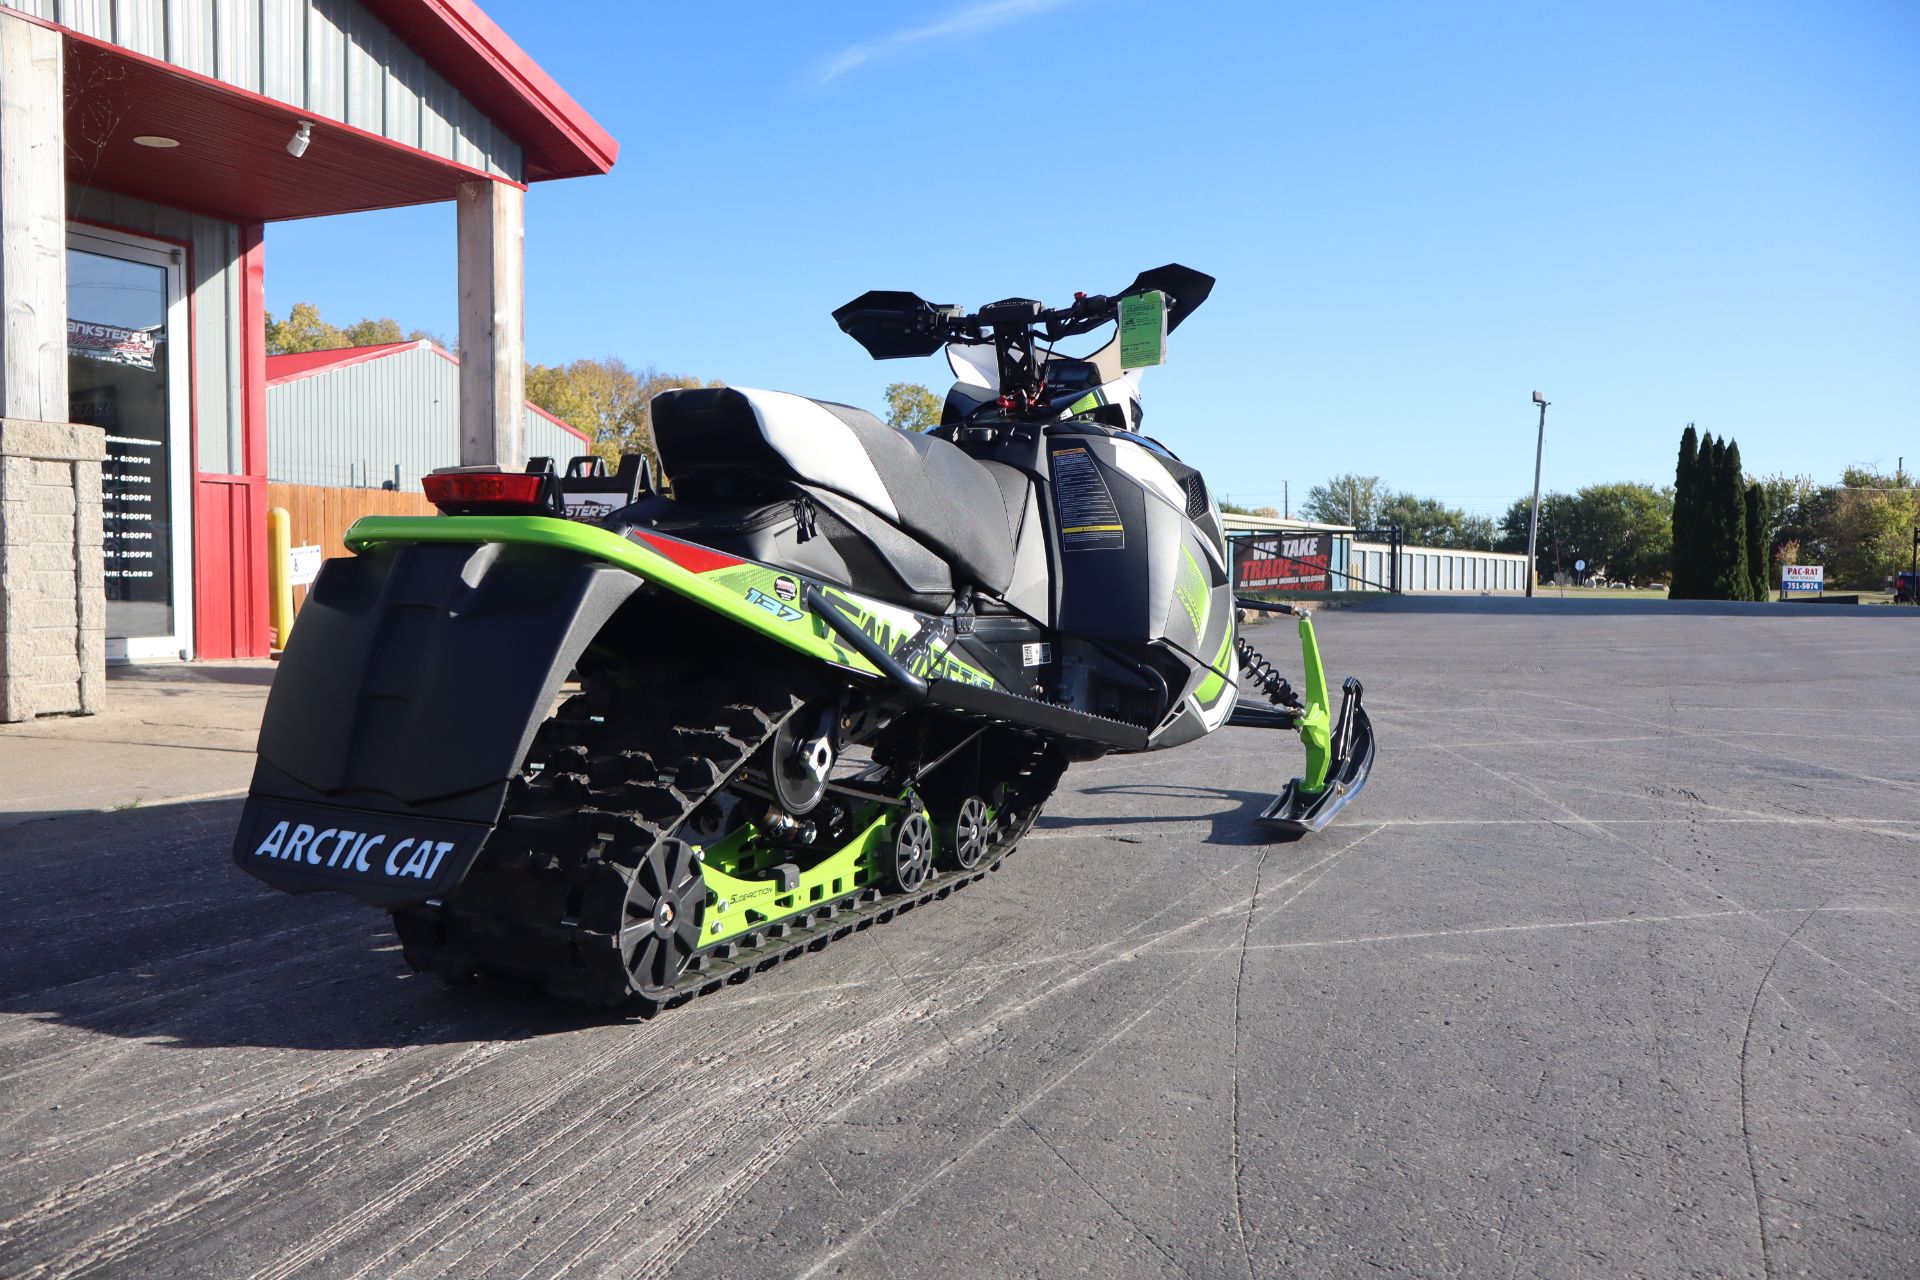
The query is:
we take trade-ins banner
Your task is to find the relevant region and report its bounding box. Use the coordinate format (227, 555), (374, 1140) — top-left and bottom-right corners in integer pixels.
(1233, 533), (1331, 592)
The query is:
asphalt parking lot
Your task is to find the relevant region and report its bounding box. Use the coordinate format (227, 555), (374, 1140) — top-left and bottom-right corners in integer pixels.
(2, 606), (1916, 1278)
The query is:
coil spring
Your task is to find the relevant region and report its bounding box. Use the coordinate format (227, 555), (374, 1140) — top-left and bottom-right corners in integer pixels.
(1235, 636), (1299, 708)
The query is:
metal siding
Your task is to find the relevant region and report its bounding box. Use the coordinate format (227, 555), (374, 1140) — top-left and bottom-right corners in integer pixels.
(451, 93), (487, 171)
(305, 0), (346, 121)
(339, 0), (386, 134)
(55, 0), (111, 37)
(267, 347), (582, 491)
(212, 0), (259, 92)
(381, 31), (425, 150)
(111, 0), (162, 53)
(526, 409), (586, 468)
(164, 0), (214, 74)
(8, 0), (51, 18)
(417, 63), (457, 159)
(257, 0), (302, 104)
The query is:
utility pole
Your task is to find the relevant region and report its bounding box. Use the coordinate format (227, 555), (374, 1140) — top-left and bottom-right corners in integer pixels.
(1284, 480), (1289, 520)
(1525, 391), (1548, 597)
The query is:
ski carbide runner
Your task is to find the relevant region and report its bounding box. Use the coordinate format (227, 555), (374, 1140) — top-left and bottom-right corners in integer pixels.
(392, 673), (1066, 1013)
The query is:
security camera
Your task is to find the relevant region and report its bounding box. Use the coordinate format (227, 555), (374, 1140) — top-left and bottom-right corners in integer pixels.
(287, 121), (313, 159)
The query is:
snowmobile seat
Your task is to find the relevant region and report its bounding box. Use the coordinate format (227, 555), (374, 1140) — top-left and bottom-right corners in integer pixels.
(651, 386), (1017, 595)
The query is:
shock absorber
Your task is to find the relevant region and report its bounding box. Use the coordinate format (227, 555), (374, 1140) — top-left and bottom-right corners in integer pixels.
(1235, 636), (1301, 709)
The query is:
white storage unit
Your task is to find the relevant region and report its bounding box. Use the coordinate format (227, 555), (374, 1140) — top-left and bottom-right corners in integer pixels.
(1350, 541), (1529, 594)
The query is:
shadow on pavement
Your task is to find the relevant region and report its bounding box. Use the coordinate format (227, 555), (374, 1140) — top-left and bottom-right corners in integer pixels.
(1040, 782), (1284, 846)
(1345, 594), (1920, 617)
(108, 662), (279, 686)
(0, 798), (625, 1053)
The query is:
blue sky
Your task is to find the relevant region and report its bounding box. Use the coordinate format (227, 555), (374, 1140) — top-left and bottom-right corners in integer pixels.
(267, 0), (1920, 518)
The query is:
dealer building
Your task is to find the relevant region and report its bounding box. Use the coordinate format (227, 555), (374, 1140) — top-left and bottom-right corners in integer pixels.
(0, 0), (616, 721)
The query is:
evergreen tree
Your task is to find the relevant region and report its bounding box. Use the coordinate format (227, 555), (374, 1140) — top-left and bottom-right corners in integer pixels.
(1745, 482), (1770, 601)
(1709, 439), (1750, 600)
(1672, 424), (1698, 597)
(1695, 431), (1719, 595)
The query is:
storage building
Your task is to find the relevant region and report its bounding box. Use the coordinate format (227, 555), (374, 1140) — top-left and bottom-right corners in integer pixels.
(267, 341), (591, 491)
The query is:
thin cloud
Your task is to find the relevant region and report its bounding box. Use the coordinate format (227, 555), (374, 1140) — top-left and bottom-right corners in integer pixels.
(810, 0), (1081, 85)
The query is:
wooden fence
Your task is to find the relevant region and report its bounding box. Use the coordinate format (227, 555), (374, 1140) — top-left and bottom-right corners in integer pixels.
(267, 483), (437, 614)
(267, 483), (436, 559)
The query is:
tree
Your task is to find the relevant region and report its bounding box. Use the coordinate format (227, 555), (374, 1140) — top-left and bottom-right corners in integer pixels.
(1498, 482), (1673, 584)
(1754, 472), (1820, 553)
(1671, 424), (1699, 598)
(1811, 466), (1920, 587)
(1377, 492), (1495, 549)
(524, 358), (721, 469)
(265, 301), (438, 355)
(1576, 482), (1673, 584)
(883, 382), (942, 433)
(265, 302), (345, 354)
(1694, 436), (1751, 601)
(1745, 482), (1770, 601)
(1302, 474), (1384, 527)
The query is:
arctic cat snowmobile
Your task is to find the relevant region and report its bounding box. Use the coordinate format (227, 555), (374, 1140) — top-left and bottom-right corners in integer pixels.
(233, 264), (1374, 1009)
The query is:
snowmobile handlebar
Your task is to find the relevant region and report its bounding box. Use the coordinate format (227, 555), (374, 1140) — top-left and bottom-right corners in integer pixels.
(832, 264), (1214, 363)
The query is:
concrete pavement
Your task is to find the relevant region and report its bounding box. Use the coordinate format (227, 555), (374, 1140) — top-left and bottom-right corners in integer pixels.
(0, 661), (271, 826)
(1, 610), (1916, 1278)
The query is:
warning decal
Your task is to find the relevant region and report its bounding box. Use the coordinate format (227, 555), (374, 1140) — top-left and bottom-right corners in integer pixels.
(1051, 447), (1125, 551)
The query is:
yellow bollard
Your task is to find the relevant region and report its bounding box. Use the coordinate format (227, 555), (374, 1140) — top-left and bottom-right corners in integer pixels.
(267, 507), (295, 651)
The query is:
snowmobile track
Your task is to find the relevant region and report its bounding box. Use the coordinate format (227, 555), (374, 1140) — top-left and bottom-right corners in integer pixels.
(391, 671), (1066, 1012)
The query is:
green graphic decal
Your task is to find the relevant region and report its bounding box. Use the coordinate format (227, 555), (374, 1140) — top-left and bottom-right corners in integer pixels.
(342, 516), (997, 690)
(1174, 544), (1209, 637)
(1194, 622), (1234, 707)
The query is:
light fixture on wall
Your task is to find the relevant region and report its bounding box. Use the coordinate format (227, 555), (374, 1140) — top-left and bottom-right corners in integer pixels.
(132, 135), (179, 148)
(287, 120), (313, 158)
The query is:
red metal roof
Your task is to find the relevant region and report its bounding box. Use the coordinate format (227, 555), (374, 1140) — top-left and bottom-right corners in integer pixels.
(265, 342), (423, 386)
(266, 341), (592, 445)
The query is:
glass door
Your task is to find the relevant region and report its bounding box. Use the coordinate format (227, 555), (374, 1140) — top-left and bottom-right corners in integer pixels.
(66, 228), (194, 662)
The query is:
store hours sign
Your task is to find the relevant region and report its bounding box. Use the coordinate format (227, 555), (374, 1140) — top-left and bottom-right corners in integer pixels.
(68, 318), (174, 629)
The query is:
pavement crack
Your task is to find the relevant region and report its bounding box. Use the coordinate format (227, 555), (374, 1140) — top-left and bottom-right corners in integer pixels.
(1228, 845), (1272, 1280)
(1738, 898), (1829, 1280)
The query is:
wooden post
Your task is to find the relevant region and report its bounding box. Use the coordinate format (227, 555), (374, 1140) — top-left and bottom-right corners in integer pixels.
(0, 11), (67, 421)
(0, 16), (104, 721)
(456, 180), (525, 467)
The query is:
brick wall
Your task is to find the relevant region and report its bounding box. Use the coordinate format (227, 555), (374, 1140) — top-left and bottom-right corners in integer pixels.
(0, 419), (106, 721)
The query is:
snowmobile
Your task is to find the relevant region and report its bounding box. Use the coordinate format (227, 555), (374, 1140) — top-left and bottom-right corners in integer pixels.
(232, 265), (1375, 1009)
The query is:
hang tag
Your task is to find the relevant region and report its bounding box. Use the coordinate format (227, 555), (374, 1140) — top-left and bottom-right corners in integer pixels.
(1118, 290), (1167, 369)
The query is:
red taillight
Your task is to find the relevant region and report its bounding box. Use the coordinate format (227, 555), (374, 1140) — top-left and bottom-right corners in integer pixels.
(423, 470), (546, 509)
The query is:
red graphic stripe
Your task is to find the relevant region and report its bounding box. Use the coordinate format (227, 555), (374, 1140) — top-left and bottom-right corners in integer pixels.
(631, 531), (744, 575)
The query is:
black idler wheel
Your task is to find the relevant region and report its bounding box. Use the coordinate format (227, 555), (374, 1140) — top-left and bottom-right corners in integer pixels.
(614, 839), (706, 996)
(941, 795), (991, 871)
(886, 802), (934, 894)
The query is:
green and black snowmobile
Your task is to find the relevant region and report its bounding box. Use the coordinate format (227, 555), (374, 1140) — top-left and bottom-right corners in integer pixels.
(232, 265), (1374, 1010)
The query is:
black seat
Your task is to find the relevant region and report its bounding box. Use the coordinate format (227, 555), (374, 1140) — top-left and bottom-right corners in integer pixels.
(652, 386), (1017, 595)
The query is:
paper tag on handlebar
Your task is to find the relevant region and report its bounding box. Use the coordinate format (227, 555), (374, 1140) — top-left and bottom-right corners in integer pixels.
(1118, 290), (1167, 369)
